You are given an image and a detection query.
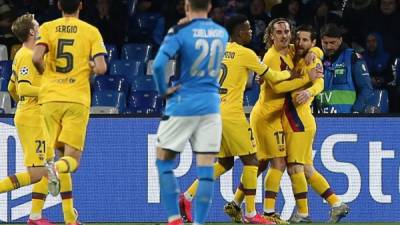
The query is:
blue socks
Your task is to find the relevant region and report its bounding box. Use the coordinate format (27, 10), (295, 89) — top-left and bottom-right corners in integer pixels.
(156, 159), (180, 219)
(194, 166), (214, 225)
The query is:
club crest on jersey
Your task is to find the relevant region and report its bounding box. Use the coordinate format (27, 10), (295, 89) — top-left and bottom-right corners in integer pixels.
(19, 67), (29, 76)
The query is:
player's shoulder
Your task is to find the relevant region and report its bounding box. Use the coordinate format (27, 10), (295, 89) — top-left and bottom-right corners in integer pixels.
(14, 47), (32, 61)
(77, 19), (99, 30)
(239, 45), (258, 59)
(41, 17), (63, 28)
(264, 47), (277, 59)
(166, 20), (196, 36)
(167, 19), (227, 36)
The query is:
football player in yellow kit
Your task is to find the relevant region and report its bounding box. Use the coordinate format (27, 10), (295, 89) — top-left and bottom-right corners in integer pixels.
(178, 14), (291, 224)
(1, 13), (55, 225)
(282, 25), (349, 224)
(227, 18), (323, 224)
(32, 0), (107, 224)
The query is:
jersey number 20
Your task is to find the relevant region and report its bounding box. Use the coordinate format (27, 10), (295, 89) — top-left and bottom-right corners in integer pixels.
(191, 39), (224, 77)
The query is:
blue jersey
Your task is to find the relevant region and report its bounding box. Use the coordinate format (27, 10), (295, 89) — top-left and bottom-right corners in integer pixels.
(152, 18), (229, 116)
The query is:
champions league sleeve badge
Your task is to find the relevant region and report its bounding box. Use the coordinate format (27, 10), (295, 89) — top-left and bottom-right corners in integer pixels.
(19, 67), (29, 76)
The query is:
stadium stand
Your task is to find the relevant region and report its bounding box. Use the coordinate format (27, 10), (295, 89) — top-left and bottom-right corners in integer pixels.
(91, 90), (127, 114)
(121, 43), (152, 62)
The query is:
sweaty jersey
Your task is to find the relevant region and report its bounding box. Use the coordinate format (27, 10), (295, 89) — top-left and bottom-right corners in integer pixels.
(252, 45), (295, 117)
(11, 46), (42, 126)
(153, 18), (228, 116)
(282, 57), (324, 132)
(220, 42), (268, 119)
(36, 17), (106, 107)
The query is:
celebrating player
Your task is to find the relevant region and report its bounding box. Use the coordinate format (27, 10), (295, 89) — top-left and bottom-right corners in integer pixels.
(178, 14), (291, 224)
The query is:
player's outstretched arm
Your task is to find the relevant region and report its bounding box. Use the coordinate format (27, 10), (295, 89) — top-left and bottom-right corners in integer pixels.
(270, 73), (310, 94)
(262, 69), (291, 83)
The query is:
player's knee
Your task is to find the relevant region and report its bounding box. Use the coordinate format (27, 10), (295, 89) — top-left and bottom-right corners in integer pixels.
(304, 165), (315, 179)
(258, 160), (268, 174)
(196, 154), (215, 166)
(271, 157), (286, 171)
(287, 163), (303, 175)
(240, 154), (259, 166)
(156, 147), (177, 160)
(218, 157), (234, 170)
(27, 167), (47, 183)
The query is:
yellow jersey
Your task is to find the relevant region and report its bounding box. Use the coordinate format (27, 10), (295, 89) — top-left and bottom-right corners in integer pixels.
(36, 17), (106, 107)
(11, 46), (42, 126)
(252, 44), (295, 118)
(219, 42), (269, 118)
(282, 57), (324, 132)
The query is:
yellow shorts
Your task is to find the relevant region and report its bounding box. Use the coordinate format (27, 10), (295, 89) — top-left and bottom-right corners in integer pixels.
(15, 123), (54, 167)
(250, 110), (286, 161)
(286, 130), (315, 165)
(218, 117), (256, 158)
(41, 102), (90, 151)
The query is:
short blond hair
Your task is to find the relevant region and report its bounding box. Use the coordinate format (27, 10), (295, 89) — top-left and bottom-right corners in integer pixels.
(11, 13), (35, 43)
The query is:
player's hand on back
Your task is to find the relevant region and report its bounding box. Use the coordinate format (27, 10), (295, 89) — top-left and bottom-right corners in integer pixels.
(295, 90), (311, 104)
(164, 85), (181, 99)
(308, 65), (323, 81)
(255, 75), (264, 85)
(305, 51), (317, 65)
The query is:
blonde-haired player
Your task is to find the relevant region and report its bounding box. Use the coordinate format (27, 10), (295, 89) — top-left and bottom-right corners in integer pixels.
(32, 0), (107, 224)
(227, 18), (322, 224)
(0, 13), (55, 225)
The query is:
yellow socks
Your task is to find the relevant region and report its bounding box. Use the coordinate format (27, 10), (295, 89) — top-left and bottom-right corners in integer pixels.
(307, 171), (341, 207)
(55, 156), (78, 173)
(184, 162), (227, 201)
(242, 165), (258, 216)
(264, 168), (283, 214)
(0, 172), (31, 193)
(30, 177), (48, 219)
(233, 185), (245, 206)
(59, 173), (76, 224)
(290, 172), (308, 216)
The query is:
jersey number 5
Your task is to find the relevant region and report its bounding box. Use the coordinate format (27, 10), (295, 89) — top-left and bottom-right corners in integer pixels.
(56, 39), (74, 73)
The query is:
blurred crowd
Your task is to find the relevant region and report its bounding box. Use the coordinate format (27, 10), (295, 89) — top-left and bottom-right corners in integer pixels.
(1, 0), (400, 113)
